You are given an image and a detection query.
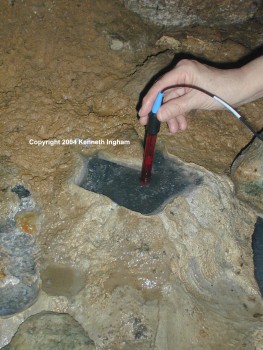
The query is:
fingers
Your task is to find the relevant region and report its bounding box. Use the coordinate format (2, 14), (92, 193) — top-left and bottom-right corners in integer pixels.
(138, 59), (197, 118)
(162, 86), (189, 103)
(138, 69), (185, 118)
(176, 115), (188, 131)
(166, 115), (187, 133)
(138, 59), (199, 132)
(139, 86), (191, 125)
(138, 88), (187, 126)
(140, 113), (187, 133)
(139, 115), (148, 126)
(139, 92), (190, 131)
(157, 93), (190, 122)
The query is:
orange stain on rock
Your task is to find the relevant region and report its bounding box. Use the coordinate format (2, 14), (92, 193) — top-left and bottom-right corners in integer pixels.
(0, 270), (6, 280)
(15, 211), (38, 235)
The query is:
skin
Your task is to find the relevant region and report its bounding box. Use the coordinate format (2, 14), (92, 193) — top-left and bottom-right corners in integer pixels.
(138, 57), (263, 133)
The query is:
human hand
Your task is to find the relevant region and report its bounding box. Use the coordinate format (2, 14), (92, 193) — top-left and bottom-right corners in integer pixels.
(138, 59), (244, 133)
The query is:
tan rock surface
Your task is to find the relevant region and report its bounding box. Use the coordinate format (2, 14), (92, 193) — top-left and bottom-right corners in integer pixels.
(123, 0), (260, 27)
(231, 137), (263, 213)
(0, 1), (263, 349)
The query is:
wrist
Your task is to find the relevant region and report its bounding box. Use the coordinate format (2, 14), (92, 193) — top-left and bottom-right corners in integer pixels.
(238, 57), (263, 105)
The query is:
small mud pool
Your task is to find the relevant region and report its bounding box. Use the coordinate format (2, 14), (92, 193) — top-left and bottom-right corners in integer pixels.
(41, 264), (86, 297)
(78, 151), (203, 215)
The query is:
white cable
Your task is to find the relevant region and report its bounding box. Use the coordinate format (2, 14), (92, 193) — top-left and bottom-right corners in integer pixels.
(213, 95), (242, 119)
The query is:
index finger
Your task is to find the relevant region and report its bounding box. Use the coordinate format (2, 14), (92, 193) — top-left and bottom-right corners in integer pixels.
(138, 68), (179, 117)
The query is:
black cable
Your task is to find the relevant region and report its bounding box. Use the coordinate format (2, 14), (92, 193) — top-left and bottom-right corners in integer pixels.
(161, 84), (263, 142)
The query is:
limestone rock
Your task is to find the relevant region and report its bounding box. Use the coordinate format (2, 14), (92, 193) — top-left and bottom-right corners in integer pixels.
(231, 136), (263, 213)
(255, 1), (263, 24)
(123, 0), (260, 27)
(41, 160), (263, 349)
(3, 312), (95, 350)
(0, 1), (263, 349)
(179, 37), (248, 62)
(154, 34), (249, 74)
(155, 35), (181, 50)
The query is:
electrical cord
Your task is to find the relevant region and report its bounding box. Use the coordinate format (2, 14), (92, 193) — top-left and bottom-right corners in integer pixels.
(161, 85), (263, 142)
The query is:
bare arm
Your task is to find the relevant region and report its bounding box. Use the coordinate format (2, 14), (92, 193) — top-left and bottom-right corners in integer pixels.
(138, 57), (263, 133)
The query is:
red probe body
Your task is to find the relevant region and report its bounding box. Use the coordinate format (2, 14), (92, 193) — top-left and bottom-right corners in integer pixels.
(140, 92), (163, 184)
(140, 134), (157, 184)
(140, 85), (263, 185)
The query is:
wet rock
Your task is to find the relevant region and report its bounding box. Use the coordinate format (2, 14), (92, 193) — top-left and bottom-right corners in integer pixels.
(231, 137), (263, 213)
(123, 0), (260, 27)
(2, 311), (95, 350)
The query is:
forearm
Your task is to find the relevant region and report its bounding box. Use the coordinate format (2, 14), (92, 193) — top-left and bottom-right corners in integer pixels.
(138, 57), (263, 133)
(238, 56), (263, 105)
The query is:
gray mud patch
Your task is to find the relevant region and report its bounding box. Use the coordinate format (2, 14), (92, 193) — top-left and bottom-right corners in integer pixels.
(78, 151), (203, 215)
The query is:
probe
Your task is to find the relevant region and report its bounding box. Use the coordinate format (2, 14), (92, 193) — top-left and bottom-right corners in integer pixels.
(140, 85), (263, 185)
